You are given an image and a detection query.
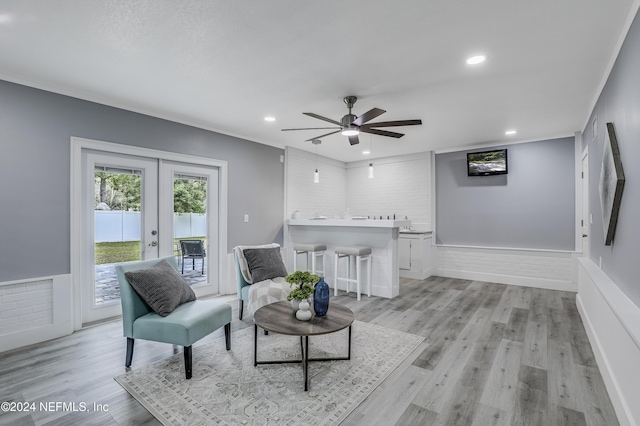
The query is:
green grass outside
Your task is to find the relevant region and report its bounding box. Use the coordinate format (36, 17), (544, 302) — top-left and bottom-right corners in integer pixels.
(95, 237), (206, 265)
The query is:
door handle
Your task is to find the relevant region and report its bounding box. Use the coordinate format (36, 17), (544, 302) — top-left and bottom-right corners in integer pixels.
(582, 234), (588, 237)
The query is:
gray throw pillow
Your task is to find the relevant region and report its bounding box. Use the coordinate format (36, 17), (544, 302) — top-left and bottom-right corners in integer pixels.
(243, 247), (288, 283)
(124, 259), (196, 317)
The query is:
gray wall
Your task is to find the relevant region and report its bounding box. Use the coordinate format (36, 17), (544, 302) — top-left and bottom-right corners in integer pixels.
(0, 80), (284, 282)
(581, 11), (640, 305)
(435, 138), (575, 250)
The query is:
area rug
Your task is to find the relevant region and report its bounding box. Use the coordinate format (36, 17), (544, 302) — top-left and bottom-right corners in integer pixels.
(115, 320), (424, 425)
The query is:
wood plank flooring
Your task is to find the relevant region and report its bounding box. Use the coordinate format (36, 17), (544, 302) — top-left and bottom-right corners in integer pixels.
(0, 277), (618, 425)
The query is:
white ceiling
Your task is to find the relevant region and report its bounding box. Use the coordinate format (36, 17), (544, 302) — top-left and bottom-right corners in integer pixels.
(0, 1), (637, 162)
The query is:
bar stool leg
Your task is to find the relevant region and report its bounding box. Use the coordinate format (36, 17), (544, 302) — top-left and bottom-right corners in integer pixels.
(311, 252), (316, 275)
(356, 255), (362, 301)
(346, 255), (351, 294)
(293, 250), (298, 271)
(334, 252), (339, 296)
(367, 255), (372, 297)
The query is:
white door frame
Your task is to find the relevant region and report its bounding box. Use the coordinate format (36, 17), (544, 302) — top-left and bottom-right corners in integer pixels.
(581, 146), (590, 256)
(71, 137), (228, 331)
(82, 150), (159, 323)
(160, 160), (220, 297)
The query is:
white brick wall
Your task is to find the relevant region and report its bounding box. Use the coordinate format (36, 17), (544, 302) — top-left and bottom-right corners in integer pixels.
(346, 154), (430, 224)
(1, 279), (53, 335)
(286, 147), (347, 219)
(436, 245), (576, 291)
(286, 147), (431, 226)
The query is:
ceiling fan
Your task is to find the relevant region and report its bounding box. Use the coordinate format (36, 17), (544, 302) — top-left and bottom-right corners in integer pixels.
(281, 96), (422, 145)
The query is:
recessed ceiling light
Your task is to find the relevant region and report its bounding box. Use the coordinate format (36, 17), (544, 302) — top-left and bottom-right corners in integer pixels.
(505, 130), (517, 135)
(264, 116), (276, 122)
(466, 55), (486, 65)
(362, 150), (370, 155)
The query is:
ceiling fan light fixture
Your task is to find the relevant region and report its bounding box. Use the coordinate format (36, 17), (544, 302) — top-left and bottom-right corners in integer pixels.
(341, 126), (359, 136)
(466, 55), (486, 65)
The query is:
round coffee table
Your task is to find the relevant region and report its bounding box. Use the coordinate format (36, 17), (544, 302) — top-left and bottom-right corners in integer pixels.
(253, 300), (355, 391)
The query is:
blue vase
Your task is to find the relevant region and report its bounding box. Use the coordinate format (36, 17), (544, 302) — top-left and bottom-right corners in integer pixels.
(313, 277), (330, 316)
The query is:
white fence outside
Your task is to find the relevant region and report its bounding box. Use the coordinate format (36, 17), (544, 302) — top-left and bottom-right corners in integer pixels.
(95, 211), (206, 242)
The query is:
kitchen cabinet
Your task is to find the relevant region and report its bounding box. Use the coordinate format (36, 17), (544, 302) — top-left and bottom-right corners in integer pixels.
(399, 232), (432, 280)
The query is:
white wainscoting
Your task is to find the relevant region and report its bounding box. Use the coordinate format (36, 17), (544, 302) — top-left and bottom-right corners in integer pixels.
(0, 274), (73, 353)
(576, 258), (640, 426)
(435, 245), (577, 291)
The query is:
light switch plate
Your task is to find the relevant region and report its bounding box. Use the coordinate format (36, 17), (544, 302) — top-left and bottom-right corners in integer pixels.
(244, 214), (249, 223)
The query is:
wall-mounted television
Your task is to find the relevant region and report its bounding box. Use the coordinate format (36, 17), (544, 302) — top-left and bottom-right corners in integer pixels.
(467, 149), (508, 176)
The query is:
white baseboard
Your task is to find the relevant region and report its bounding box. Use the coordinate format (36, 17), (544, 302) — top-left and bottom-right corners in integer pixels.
(0, 274), (73, 353)
(436, 268), (576, 291)
(576, 258), (640, 426)
(435, 245), (576, 292)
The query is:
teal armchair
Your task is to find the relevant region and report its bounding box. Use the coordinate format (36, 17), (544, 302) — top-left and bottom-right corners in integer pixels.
(234, 249), (251, 320)
(115, 256), (232, 379)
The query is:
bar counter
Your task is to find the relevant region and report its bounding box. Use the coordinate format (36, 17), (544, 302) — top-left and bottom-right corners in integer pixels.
(285, 219), (410, 298)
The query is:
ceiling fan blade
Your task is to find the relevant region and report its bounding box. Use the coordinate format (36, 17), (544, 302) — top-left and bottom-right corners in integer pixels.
(360, 128), (404, 138)
(352, 108), (386, 126)
(361, 119), (422, 128)
(305, 130), (341, 141)
(281, 127), (340, 131)
(303, 112), (342, 126)
(348, 135), (360, 145)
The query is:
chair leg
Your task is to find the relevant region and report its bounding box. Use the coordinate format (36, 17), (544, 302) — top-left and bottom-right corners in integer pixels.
(184, 346), (192, 379)
(201, 256), (204, 274)
(367, 255), (372, 297)
(225, 323), (231, 350)
(334, 253), (339, 296)
(239, 299), (244, 320)
(182, 258), (185, 274)
(125, 338), (134, 367)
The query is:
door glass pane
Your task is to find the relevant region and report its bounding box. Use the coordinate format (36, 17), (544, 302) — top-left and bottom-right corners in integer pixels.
(173, 174), (207, 286)
(94, 167), (142, 304)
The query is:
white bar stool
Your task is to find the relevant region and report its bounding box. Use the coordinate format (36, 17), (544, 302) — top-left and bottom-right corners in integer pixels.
(333, 246), (372, 301)
(293, 243), (327, 275)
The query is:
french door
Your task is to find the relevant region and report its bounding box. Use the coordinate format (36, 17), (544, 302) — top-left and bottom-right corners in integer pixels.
(80, 151), (219, 325)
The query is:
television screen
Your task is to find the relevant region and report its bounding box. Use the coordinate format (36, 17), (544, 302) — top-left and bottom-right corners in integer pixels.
(467, 149), (508, 176)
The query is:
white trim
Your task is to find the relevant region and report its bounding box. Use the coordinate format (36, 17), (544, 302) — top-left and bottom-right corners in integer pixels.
(70, 137), (228, 331)
(435, 245), (577, 292)
(434, 243), (576, 254)
(581, 1), (640, 133)
(575, 132), (583, 252)
(433, 133), (574, 155)
(580, 145), (590, 256)
(576, 257), (640, 426)
(0, 274), (73, 353)
(0, 72), (280, 152)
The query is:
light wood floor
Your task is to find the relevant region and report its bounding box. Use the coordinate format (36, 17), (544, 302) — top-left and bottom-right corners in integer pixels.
(0, 277), (618, 425)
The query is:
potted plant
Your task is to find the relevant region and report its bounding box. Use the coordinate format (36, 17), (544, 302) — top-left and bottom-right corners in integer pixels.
(285, 270), (319, 311)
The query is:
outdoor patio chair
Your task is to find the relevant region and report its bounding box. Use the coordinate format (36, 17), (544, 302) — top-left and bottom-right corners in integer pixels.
(180, 239), (206, 274)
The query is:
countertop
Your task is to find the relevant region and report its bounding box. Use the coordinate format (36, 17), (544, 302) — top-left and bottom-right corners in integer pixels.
(399, 230), (432, 234)
(288, 219), (411, 228)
